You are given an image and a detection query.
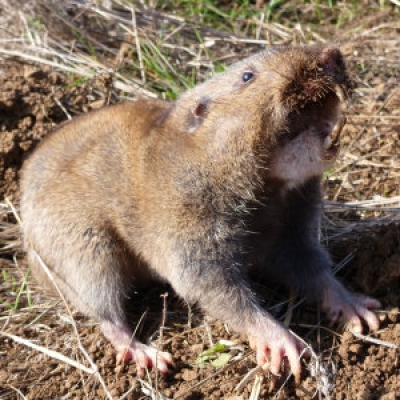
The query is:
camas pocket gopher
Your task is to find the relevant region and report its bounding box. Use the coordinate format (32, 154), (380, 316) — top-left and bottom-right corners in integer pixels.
(20, 44), (380, 381)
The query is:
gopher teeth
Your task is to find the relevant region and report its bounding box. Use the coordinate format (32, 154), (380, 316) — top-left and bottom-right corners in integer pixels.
(335, 86), (345, 102)
(332, 116), (346, 145)
(323, 135), (332, 149)
(324, 116), (346, 150)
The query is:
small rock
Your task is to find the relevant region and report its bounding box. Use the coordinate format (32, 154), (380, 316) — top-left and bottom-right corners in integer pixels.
(388, 308), (399, 323)
(379, 392), (396, 400)
(341, 331), (353, 343)
(182, 368), (198, 381)
(349, 343), (363, 355)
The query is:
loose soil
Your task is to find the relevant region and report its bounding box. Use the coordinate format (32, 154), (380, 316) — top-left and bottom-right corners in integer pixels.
(0, 2), (399, 400)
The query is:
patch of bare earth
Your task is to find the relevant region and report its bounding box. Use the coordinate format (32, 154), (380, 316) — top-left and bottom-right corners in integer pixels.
(1, 1), (400, 399)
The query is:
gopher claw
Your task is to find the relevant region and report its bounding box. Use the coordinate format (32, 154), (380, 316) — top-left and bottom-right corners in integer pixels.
(117, 344), (174, 376)
(249, 322), (305, 384)
(322, 280), (381, 333)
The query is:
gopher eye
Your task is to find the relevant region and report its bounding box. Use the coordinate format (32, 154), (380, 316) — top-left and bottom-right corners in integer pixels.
(242, 71), (254, 83)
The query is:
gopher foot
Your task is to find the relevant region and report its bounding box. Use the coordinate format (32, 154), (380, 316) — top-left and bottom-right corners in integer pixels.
(249, 319), (306, 383)
(116, 343), (174, 376)
(101, 320), (174, 376)
(322, 279), (381, 333)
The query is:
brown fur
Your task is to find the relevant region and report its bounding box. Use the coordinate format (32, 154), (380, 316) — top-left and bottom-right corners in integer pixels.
(20, 44), (380, 380)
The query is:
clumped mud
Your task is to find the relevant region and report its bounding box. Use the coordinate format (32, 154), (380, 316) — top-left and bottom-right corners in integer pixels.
(0, 62), (114, 204)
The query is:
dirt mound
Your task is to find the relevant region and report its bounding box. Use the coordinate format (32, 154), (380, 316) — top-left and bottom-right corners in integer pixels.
(0, 62), (112, 203)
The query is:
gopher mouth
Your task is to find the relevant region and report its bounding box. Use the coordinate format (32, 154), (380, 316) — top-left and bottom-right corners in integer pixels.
(269, 90), (345, 187)
(283, 90), (344, 157)
(268, 45), (351, 188)
(322, 115), (346, 161)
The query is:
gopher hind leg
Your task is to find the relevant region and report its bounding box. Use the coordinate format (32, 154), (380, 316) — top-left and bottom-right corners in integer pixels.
(25, 223), (174, 375)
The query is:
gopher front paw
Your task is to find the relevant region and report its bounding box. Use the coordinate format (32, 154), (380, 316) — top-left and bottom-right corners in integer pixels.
(249, 321), (306, 383)
(322, 281), (381, 333)
(117, 343), (174, 376)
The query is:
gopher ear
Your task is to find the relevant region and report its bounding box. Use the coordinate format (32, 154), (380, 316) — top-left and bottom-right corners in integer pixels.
(193, 98), (209, 118)
(188, 96), (210, 133)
